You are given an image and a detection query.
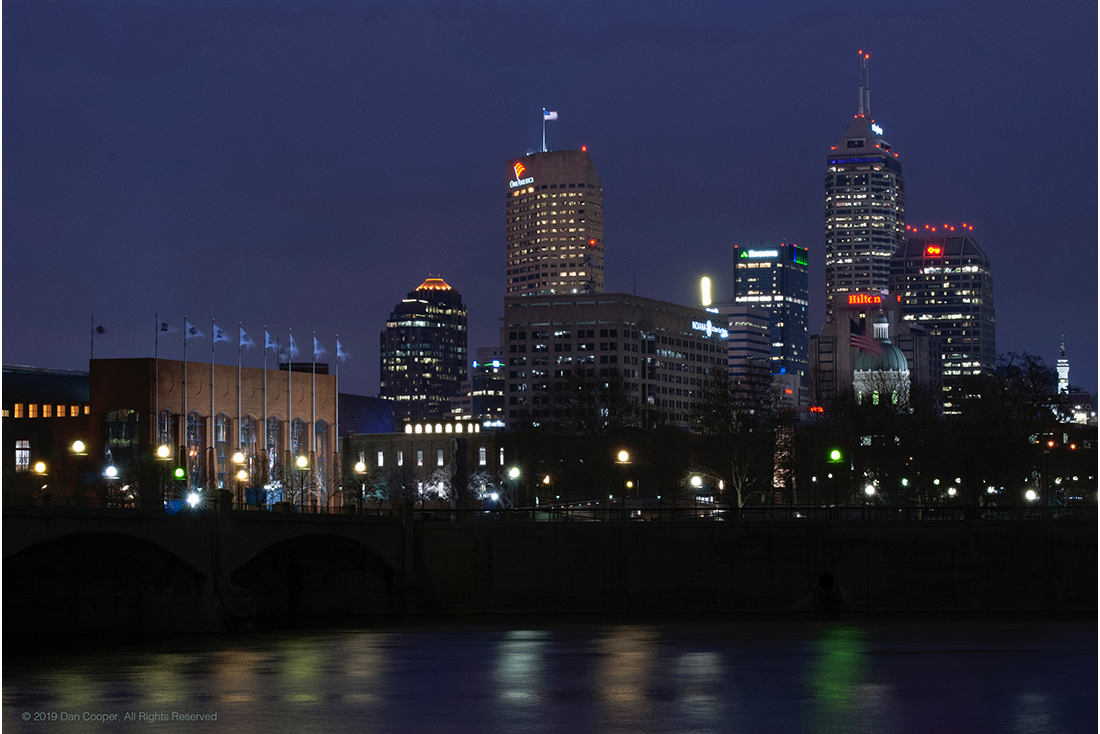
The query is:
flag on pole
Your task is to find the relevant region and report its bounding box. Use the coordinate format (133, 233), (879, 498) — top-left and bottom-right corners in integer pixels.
(240, 327), (255, 350)
(264, 330), (278, 351)
(850, 320), (883, 356)
(95, 325), (107, 335)
(313, 337), (326, 360)
(159, 321), (178, 334)
(543, 109), (558, 120)
(287, 334), (299, 359)
(212, 323), (229, 343)
(336, 340), (349, 362)
(185, 321), (204, 339)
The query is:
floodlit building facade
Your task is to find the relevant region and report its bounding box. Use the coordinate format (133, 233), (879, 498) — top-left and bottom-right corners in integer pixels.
(888, 231), (995, 413)
(825, 52), (905, 323)
(380, 277), (468, 428)
(505, 149), (604, 297)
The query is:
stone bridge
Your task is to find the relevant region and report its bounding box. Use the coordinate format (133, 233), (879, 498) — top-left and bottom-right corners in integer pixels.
(4, 499), (413, 635)
(4, 502), (1096, 638)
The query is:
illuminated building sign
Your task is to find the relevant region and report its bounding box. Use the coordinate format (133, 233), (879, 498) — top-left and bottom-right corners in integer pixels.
(740, 249), (779, 259)
(509, 161), (535, 189)
(810, 406), (824, 413)
(925, 245), (943, 256)
(848, 294), (882, 305)
(793, 247), (808, 266)
(871, 123), (883, 135)
(691, 320), (729, 339)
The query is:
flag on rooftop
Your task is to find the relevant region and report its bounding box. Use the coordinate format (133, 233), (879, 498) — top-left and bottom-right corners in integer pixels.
(850, 319), (883, 356)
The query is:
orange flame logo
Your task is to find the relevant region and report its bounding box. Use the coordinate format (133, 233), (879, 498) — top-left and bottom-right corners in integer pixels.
(513, 162), (526, 180)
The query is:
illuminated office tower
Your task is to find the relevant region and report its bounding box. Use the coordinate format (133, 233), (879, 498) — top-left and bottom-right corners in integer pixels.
(380, 277), (468, 427)
(732, 243), (810, 379)
(825, 51), (905, 323)
(505, 149), (604, 296)
(888, 229), (995, 413)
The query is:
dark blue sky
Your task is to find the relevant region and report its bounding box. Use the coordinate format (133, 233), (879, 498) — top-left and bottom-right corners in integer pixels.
(4, 0), (1096, 396)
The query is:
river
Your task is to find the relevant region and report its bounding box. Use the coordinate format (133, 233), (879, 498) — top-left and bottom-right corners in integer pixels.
(4, 615), (1095, 733)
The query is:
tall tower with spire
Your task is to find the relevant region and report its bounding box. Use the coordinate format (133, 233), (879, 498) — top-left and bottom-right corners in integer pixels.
(824, 51), (906, 324)
(1057, 336), (1070, 394)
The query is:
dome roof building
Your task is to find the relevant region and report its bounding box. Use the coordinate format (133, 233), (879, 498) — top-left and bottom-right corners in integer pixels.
(853, 316), (910, 406)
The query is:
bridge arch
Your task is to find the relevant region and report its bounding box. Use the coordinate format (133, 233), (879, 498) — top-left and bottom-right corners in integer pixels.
(5, 532), (214, 636)
(231, 533), (400, 626)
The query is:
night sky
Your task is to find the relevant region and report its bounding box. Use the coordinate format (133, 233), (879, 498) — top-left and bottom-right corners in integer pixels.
(4, 0), (1096, 397)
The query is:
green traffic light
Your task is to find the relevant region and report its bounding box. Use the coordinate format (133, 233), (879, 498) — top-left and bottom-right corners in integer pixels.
(173, 467), (185, 479)
(829, 449), (842, 462)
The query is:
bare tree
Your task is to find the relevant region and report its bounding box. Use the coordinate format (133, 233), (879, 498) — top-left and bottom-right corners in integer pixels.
(691, 360), (777, 514)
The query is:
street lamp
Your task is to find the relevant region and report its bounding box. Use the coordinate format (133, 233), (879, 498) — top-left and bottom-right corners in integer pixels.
(615, 450), (631, 519)
(296, 455), (309, 510)
(507, 467), (520, 510)
(827, 449), (843, 515)
(71, 440), (87, 506)
(233, 450), (247, 508)
(354, 460), (367, 513)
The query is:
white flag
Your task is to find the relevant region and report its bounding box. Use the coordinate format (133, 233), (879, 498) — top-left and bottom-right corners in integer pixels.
(543, 109), (558, 120)
(212, 323), (229, 343)
(185, 321), (204, 339)
(287, 334), (299, 359)
(264, 330), (278, 351)
(336, 340), (348, 362)
(240, 328), (255, 350)
(313, 337), (326, 360)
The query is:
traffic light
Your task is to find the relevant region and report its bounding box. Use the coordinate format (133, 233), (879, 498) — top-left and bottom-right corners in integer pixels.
(173, 467), (185, 480)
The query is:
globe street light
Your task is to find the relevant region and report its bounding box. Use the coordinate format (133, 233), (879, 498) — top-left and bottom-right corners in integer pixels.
(296, 455), (309, 510)
(71, 440), (87, 506)
(354, 460), (367, 513)
(507, 467), (520, 510)
(233, 451), (248, 508)
(615, 450), (631, 519)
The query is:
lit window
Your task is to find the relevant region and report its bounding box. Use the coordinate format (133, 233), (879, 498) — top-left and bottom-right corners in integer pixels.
(437, 449), (444, 467)
(479, 447), (487, 466)
(377, 451), (384, 468)
(417, 450), (424, 467)
(13, 404), (24, 418)
(42, 405), (53, 418)
(57, 405), (67, 417)
(499, 447), (505, 466)
(28, 404), (38, 418)
(397, 450), (404, 466)
(15, 440), (30, 472)
(72, 405), (79, 416)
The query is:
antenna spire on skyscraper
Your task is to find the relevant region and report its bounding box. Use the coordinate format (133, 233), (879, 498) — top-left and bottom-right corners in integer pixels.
(857, 50), (871, 116)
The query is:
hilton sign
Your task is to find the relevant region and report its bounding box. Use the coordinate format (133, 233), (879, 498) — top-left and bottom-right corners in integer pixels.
(847, 293), (902, 305)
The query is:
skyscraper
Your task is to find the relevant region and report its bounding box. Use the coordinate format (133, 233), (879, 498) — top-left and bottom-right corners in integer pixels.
(380, 277), (468, 427)
(888, 230), (995, 413)
(505, 149), (604, 297)
(731, 243), (810, 379)
(825, 51), (906, 323)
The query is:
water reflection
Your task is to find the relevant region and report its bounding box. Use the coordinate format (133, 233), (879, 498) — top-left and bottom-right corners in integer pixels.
(2, 618), (1093, 734)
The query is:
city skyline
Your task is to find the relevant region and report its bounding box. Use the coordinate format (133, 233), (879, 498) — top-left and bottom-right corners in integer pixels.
(4, 1), (1095, 397)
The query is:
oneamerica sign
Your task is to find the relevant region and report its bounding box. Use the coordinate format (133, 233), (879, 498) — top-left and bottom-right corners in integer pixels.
(691, 320), (729, 339)
(510, 176), (534, 189)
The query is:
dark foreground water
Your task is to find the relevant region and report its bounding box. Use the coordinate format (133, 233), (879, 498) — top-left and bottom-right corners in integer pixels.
(4, 615), (1096, 733)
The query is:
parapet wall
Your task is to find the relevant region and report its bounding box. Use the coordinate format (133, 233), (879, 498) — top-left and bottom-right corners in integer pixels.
(412, 520), (1097, 614)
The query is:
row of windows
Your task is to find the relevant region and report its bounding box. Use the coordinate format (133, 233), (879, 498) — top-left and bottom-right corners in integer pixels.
(373, 446), (504, 469)
(6, 403), (89, 418)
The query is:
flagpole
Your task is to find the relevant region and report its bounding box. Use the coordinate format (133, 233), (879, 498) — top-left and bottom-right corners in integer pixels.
(183, 315), (189, 492)
(263, 326), (268, 488)
(155, 312), (160, 448)
(90, 313), (94, 361)
(312, 331), (317, 455)
(238, 322), (243, 451)
(335, 334), (340, 457)
(542, 110), (546, 153)
(288, 328), (293, 468)
(211, 319), (216, 475)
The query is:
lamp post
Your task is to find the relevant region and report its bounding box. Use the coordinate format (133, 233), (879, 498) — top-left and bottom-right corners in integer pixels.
(233, 450), (247, 508)
(296, 455), (309, 511)
(507, 467), (520, 513)
(157, 444), (171, 507)
(355, 460), (366, 514)
(71, 440), (87, 507)
(827, 449), (843, 518)
(615, 450), (631, 520)
(690, 474), (702, 518)
(104, 465), (119, 507)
